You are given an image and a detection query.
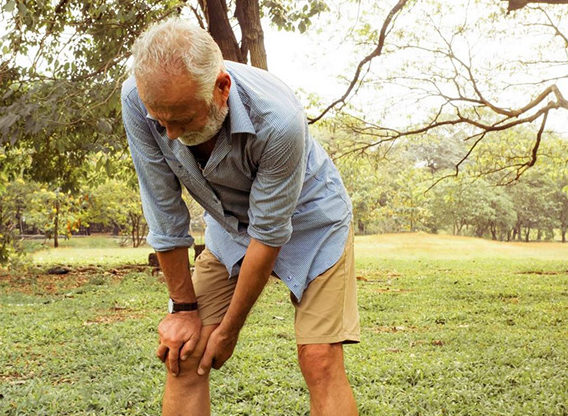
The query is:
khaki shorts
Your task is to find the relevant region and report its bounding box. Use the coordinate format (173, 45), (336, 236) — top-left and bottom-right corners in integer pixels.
(191, 227), (360, 345)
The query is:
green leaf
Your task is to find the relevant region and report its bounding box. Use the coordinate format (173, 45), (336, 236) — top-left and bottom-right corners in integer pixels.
(3, 0), (15, 12)
(0, 113), (19, 130)
(97, 119), (113, 134)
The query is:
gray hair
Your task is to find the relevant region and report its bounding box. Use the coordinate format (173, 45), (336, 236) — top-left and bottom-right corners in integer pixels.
(131, 18), (225, 103)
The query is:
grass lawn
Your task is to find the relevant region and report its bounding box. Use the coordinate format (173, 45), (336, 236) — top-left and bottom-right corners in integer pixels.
(1, 233), (567, 415)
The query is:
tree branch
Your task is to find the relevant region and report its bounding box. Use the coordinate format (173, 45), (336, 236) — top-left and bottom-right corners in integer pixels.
(308, 0), (408, 124)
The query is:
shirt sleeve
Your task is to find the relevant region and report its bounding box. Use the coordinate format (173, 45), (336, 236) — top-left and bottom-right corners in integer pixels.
(121, 85), (194, 251)
(247, 109), (306, 247)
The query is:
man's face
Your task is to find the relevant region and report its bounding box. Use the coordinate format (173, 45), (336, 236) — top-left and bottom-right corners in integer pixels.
(137, 73), (229, 146)
(176, 99), (229, 146)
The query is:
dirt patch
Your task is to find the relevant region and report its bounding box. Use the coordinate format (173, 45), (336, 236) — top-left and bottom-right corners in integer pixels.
(0, 371), (34, 385)
(375, 288), (411, 294)
(516, 270), (568, 276)
(83, 307), (146, 326)
(371, 325), (416, 333)
(0, 264), (153, 295)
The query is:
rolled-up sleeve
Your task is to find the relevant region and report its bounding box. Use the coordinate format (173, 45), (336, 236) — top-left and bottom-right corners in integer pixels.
(121, 84), (194, 251)
(247, 109), (306, 247)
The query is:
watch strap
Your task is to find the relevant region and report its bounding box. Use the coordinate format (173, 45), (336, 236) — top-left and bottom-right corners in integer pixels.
(169, 298), (198, 313)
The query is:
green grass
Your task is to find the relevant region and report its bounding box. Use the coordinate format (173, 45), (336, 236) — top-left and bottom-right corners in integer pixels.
(1, 234), (568, 415)
(26, 235), (204, 267)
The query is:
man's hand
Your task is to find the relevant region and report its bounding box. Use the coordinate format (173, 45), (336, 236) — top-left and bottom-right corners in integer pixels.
(157, 311), (202, 377)
(197, 326), (238, 375)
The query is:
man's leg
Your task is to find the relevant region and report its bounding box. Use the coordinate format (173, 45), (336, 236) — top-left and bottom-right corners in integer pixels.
(297, 343), (357, 416)
(162, 324), (218, 416)
(291, 226), (360, 415)
(162, 248), (237, 416)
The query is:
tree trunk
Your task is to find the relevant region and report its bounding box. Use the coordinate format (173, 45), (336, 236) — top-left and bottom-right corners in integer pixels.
(490, 224), (497, 240)
(504, 0), (568, 12)
(524, 226), (530, 242)
(130, 213), (138, 248)
(199, 0), (245, 63)
(562, 229), (566, 243)
(235, 0), (268, 69)
(54, 200), (59, 248)
(18, 209), (24, 235)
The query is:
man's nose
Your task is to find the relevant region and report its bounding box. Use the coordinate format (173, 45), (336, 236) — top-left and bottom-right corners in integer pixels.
(164, 124), (183, 140)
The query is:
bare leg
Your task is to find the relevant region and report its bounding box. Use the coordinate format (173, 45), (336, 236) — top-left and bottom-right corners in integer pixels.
(162, 324), (218, 416)
(297, 343), (358, 416)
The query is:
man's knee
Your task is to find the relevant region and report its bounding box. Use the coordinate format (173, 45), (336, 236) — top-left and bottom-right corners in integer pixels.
(297, 343), (345, 384)
(164, 325), (217, 385)
(165, 351), (202, 376)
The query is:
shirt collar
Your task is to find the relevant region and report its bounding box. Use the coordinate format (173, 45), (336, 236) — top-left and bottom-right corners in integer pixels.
(226, 71), (256, 136)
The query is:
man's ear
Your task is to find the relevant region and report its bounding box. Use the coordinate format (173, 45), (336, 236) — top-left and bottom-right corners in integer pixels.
(216, 72), (231, 100)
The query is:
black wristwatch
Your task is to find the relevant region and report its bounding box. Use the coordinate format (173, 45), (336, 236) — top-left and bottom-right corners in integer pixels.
(168, 298), (199, 313)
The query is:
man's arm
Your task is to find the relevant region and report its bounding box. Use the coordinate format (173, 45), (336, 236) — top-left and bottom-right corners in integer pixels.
(197, 106), (306, 375)
(122, 84), (197, 377)
(156, 248), (202, 377)
(197, 238), (280, 375)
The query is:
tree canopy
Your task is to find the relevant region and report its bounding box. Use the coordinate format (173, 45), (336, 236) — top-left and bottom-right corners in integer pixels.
(1, 0), (568, 264)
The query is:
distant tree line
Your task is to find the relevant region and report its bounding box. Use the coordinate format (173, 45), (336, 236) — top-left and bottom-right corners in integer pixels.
(2, 121), (567, 267)
(0, 145), (205, 265)
(324, 124), (568, 242)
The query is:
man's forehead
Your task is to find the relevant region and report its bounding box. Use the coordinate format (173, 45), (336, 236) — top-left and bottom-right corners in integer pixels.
(137, 74), (200, 104)
(145, 105), (196, 122)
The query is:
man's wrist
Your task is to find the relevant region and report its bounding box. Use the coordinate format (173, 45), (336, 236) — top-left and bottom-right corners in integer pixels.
(168, 298), (199, 313)
(217, 320), (241, 339)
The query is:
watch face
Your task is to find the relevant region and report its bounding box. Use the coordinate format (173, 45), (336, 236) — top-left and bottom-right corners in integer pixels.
(168, 298), (174, 313)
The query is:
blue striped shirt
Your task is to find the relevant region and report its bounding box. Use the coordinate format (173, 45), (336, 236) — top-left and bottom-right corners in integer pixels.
(122, 61), (352, 301)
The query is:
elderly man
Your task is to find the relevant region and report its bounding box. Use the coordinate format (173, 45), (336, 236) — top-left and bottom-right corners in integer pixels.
(122, 18), (359, 416)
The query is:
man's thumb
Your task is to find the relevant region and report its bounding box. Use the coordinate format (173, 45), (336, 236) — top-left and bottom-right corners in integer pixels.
(197, 352), (212, 376)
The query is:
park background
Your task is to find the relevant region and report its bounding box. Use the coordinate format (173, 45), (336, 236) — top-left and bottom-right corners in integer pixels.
(1, 0), (567, 414)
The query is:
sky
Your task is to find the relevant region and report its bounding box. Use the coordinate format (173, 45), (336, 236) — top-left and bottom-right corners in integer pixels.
(2, 1), (566, 135)
(260, 2), (568, 135)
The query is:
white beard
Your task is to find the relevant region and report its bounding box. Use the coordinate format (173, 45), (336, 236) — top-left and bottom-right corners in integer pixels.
(176, 101), (229, 146)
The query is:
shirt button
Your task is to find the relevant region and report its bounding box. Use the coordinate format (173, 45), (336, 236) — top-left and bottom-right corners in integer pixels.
(286, 276), (292, 281)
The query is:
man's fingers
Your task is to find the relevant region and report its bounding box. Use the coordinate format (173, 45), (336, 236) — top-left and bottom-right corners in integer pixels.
(180, 336), (198, 361)
(197, 349), (213, 376)
(168, 347), (180, 376)
(156, 344), (168, 363)
(212, 356), (224, 370)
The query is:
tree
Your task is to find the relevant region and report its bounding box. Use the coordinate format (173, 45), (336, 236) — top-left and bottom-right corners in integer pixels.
(504, 0), (568, 12)
(86, 180), (147, 247)
(485, 191), (517, 241)
(307, 0), (567, 183)
(553, 181), (568, 242)
(404, 132), (467, 174)
(507, 171), (558, 241)
(335, 154), (388, 234)
(24, 186), (89, 248)
(0, 179), (30, 263)
(0, 144), (33, 264)
(389, 168), (433, 233)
